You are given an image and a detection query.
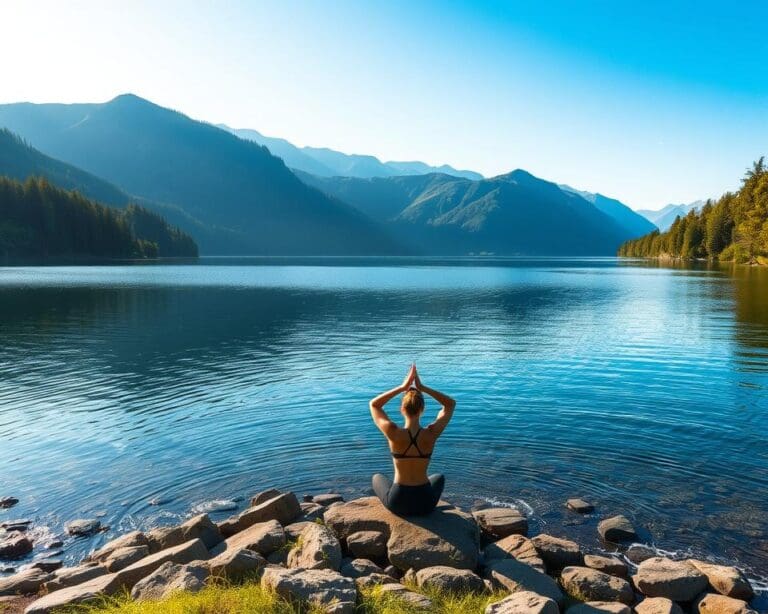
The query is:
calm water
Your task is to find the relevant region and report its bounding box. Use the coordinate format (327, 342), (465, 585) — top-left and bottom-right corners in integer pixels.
(0, 258), (766, 590)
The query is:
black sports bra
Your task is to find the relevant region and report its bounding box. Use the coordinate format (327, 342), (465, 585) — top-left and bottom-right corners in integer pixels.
(391, 428), (432, 459)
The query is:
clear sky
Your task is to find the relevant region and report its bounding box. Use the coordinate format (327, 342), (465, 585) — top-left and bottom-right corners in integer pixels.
(2, 0), (766, 210)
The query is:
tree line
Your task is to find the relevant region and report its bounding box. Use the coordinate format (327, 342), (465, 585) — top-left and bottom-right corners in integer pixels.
(0, 175), (198, 259)
(619, 158), (768, 263)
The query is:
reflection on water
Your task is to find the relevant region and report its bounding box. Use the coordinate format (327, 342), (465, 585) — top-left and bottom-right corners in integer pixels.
(0, 258), (766, 586)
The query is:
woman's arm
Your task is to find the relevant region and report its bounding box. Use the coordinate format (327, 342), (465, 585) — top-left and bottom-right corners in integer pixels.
(415, 369), (456, 437)
(369, 365), (415, 436)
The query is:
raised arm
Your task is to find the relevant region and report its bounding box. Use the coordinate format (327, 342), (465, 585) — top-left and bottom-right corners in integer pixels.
(369, 365), (415, 437)
(416, 369), (456, 438)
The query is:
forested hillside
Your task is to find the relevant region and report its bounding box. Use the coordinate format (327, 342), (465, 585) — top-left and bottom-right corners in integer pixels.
(619, 159), (768, 263)
(0, 176), (197, 259)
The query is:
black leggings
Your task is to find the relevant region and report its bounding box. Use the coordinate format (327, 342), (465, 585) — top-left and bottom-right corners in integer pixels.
(372, 473), (445, 516)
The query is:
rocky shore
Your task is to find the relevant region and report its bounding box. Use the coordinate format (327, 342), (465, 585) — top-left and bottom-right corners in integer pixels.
(0, 490), (764, 613)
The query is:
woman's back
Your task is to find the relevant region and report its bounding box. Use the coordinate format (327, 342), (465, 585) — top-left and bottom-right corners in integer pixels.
(388, 426), (436, 485)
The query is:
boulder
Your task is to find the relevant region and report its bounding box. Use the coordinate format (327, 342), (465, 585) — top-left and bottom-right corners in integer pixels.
(531, 533), (583, 570)
(130, 561), (209, 601)
(354, 572), (397, 589)
(314, 494), (345, 506)
(219, 492), (301, 537)
(688, 560), (754, 601)
(300, 502), (325, 522)
(287, 522), (342, 571)
(23, 573), (122, 614)
(567, 498), (595, 513)
(261, 566), (356, 614)
(250, 488), (282, 507)
(65, 519), (101, 536)
(376, 583), (433, 609)
(88, 531), (149, 562)
(112, 537), (209, 591)
(484, 558), (564, 605)
(694, 592), (757, 614)
(0, 535), (33, 559)
(383, 564), (401, 579)
(635, 597), (684, 614)
(205, 547), (266, 578)
(324, 497), (479, 571)
(210, 519), (284, 557)
(566, 603), (632, 614)
(472, 508), (528, 538)
(346, 531), (386, 560)
(584, 554), (628, 578)
(0, 568), (53, 596)
(339, 558), (384, 578)
(0, 497), (18, 509)
(413, 565), (485, 593)
(147, 514), (222, 551)
(560, 566), (634, 604)
(103, 545), (150, 572)
(485, 591), (559, 614)
(483, 534), (545, 571)
(43, 565), (107, 592)
(1, 520), (31, 532)
(597, 516), (637, 542)
(626, 545), (658, 564)
(30, 560), (62, 573)
(635, 557), (708, 601)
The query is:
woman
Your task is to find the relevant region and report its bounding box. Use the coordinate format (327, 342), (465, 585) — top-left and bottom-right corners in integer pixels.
(369, 364), (456, 516)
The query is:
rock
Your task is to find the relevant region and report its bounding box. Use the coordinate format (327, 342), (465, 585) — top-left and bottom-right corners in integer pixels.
(567, 498), (595, 513)
(560, 566), (634, 604)
(483, 534), (545, 571)
(531, 533), (583, 570)
(0, 497), (19, 509)
(287, 522), (342, 571)
(148, 496), (172, 506)
(0, 535), (33, 559)
(300, 502), (325, 522)
(376, 583), (433, 609)
(103, 545), (150, 572)
(635, 557), (708, 601)
(147, 514), (222, 551)
(0, 568), (53, 596)
(210, 519), (285, 557)
(266, 549), (288, 566)
(383, 564), (401, 579)
(566, 603), (632, 614)
(313, 494), (345, 506)
(285, 521), (312, 540)
(694, 592), (757, 614)
(584, 554), (628, 578)
(45, 541), (63, 549)
(30, 560), (62, 573)
(354, 572), (396, 589)
(65, 519), (101, 536)
(413, 565), (485, 593)
(206, 547), (266, 579)
(112, 538), (209, 591)
(250, 488), (282, 507)
(472, 508), (528, 538)
(1, 520), (31, 532)
(346, 530), (386, 560)
(484, 558), (564, 605)
(43, 565), (108, 592)
(626, 545), (658, 564)
(688, 560), (754, 601)
(485, 590), (559, 614)
(23, 573), (122, 614)
(635, 597), (684, 614)
(88, 531), (149, 562)
(192, 499), (239, 514)
(597, 516), (637, 542)
(261, 567), (356, 614)
(130, 561), (209, 601)
(339, 558), (384, 578)
(324, 497), (479, 571)
(219, 492), (301, 537)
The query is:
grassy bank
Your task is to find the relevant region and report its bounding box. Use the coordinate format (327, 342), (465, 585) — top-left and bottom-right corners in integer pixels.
(68, 581), (502, 614)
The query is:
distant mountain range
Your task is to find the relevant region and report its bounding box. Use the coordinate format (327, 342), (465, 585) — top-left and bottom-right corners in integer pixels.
(636, 201), (706, 231)
(218, 125), (483, 181)
(0, 93), (658, 257)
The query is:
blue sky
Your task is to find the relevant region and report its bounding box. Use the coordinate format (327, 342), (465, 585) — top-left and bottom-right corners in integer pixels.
(2, 0), (766, 209)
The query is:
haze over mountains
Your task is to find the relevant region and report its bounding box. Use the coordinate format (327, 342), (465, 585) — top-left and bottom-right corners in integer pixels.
(0, 93), (658, 257)
(636, 201), (706, 231)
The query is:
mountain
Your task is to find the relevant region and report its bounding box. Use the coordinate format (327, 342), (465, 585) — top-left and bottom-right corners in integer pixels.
(0, 95), (405, 255)
(220, 124), (483, 180)
(636, 200), (705, 232)
(559, 185), (657, 238)
(300, 169), (631, 255)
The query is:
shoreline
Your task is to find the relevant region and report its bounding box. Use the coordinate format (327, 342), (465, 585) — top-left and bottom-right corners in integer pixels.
(1, 489), (765, 614)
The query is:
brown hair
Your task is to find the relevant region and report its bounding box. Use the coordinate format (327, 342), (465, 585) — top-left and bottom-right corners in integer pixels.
(401, 389), (425, 416)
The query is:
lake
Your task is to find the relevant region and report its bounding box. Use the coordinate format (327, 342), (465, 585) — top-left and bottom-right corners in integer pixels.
(0, 257), (766, 589)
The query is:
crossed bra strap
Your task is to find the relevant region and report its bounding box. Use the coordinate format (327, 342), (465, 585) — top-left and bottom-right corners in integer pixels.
(391, 428), (432, 459)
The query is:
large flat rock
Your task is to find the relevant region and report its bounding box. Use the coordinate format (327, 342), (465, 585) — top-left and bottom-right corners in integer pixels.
(635, 557), (708, 602)
(219, 493), (301, 537)
(0, 568), (53, 596)
(261, 566), (356, 614)
(324, 497), (479, 571)
(688, 560), (754, 601)
(24, 573), (122, 614)
(484, 558), (564, 606)
(560, 566), (634, 605)
(210, 519), (285, 557)
(112, 537), (209, 591)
